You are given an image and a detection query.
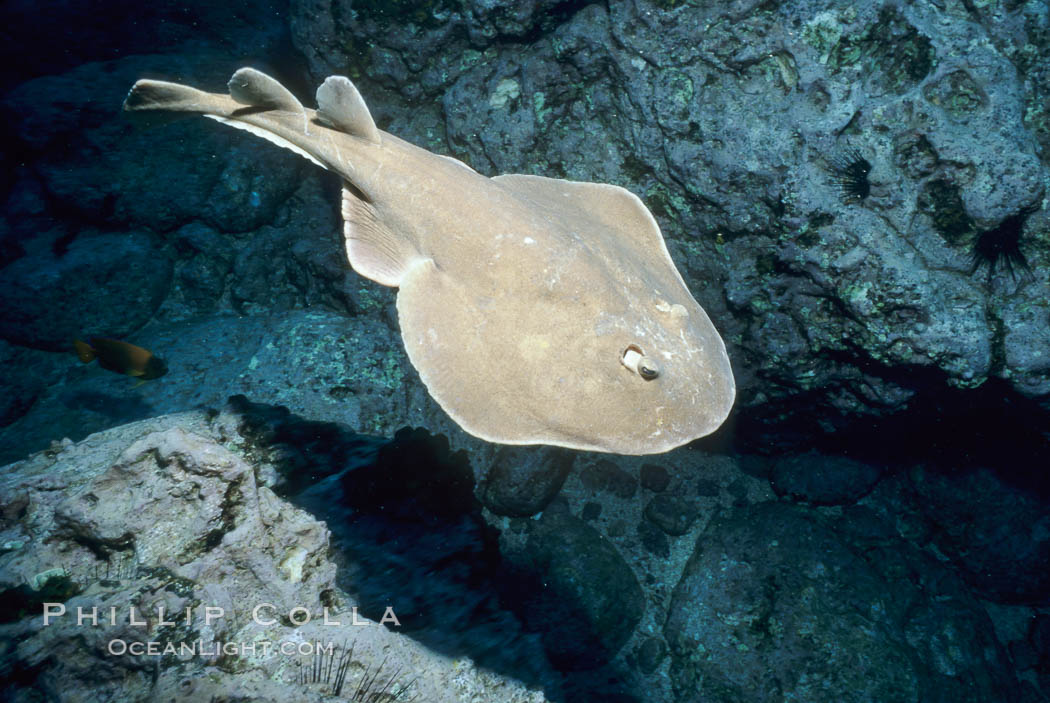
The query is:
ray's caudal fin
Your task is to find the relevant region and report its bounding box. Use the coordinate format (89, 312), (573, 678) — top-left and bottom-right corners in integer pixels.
(124, 68), (735, 454)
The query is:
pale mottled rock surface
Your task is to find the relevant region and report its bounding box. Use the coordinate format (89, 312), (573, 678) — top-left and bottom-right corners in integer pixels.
(0, 414), (550, 703)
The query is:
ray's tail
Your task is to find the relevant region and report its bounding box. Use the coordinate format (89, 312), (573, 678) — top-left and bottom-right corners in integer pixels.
(125, 68), (303, 118)
(123, 68), (380, 148)
(123, 67), (382, 178)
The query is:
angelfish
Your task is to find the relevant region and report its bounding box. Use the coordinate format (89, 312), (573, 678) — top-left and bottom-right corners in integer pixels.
(74, 337), (167, 380)
(123, 68), (735, 454)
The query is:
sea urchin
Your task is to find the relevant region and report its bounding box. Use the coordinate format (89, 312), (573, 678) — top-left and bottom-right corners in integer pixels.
(296, 640), (418, 701)
(969, 206), (1034, 281)
(826, 146), (872, 204)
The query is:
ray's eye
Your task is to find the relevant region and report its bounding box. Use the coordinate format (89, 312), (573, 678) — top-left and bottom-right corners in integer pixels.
(622, 344), (660, 380)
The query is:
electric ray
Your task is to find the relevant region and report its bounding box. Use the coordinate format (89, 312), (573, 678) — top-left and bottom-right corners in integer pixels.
(124, 68), (735, 454)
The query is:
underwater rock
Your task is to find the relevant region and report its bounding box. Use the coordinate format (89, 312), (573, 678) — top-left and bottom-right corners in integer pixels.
(210, 401), (563, 694)
(1001, 291), (1050, 398)
(769, 451), (884, 505)
(339, 427), (478, 523)
(665, 502), (1019, 702)
(0, 413), (556, 702)
(636, 520), (670, 559)
(1031, 614), (1050, 688)
(480, 445), (574, 517)
(908, 466), (1050, 605)
(171, 237), (232, 317)
(0, 309), (422, 466)
(0, 231), (171, 351)
(639, 463), (670, 493)
(224, 393), (386, 495)
(291, 428), (561, 691)
(0, 419), (329, 698)
(509, 500), (645, 671)
(289, 0), (570, 89)
(578, 459), (638, 499)
(642, 494), (699, 536)
(0, 341), (43, 427)
(633, 635), (667, 676)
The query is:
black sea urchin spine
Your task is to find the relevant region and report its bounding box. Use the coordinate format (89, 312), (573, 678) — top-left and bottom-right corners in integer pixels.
(969, 207), (1035, 282)
(296, 640), (418, 700)
(826, 146), (872, 203)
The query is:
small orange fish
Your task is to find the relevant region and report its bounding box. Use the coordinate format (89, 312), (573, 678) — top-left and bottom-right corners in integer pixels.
(73, 337), (168, 380)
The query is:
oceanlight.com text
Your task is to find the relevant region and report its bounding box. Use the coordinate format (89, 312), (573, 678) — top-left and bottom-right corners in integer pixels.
(105, 638), (335, 658)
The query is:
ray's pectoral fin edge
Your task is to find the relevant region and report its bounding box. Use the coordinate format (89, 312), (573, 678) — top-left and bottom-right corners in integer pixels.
(341, 186), (421, 287)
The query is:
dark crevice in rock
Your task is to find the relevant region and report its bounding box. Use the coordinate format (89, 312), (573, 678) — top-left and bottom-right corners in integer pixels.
(512, 0), (601, 45)
(0, 574), (82, 625)
(197, 476), (243, 554)
(736, 374), (1050, 496)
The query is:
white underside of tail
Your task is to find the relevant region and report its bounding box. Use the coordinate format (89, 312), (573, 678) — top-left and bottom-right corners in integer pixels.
(205, 115), (326, 169)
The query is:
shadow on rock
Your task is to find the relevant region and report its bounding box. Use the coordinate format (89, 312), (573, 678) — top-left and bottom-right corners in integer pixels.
(226, 395), (643, 703)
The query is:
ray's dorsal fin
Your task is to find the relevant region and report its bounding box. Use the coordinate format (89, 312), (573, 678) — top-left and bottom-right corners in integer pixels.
(316, 76), (381, 144)
(124, 79), (210, 114)
(228, 67), (305, 113)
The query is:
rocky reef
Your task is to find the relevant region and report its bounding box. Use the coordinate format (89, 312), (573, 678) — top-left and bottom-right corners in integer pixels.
(1, 0), (1049, 701)
(0, 410), (553, 702)
(2, 0), (1049, 458)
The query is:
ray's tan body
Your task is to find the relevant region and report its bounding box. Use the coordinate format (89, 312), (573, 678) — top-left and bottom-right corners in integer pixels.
(125, 70), (735, 453)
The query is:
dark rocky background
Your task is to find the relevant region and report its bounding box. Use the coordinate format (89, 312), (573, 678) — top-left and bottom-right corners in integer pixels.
(1, 0), (1049, 701)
